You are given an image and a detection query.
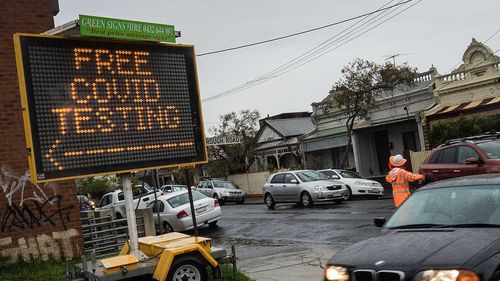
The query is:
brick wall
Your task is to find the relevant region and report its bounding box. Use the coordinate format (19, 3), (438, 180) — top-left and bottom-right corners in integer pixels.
(0, 0), (83, 262)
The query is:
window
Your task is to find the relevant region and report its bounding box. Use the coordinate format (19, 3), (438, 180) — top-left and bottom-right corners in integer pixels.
(339, 170), (364, 179)
(118, 193), (124, 201)
(295, 171), (328, 182)
(318, 170), (339, 179)
(167, 191), (206, 208)
(271, 174), (285, 183)
(428, 151), (441, 164)
(147, 200), (165, 212)
(402, 131), (418, 151)
(207, 181), (214, 189)
(435, 147), (457, 163)
(477, 141), (500, 159)
(386, 185), (500, 227)
(158, 201), (165, 212)
(99, 194), (112, 207)
(213, 180), (237, 189)
(457, 146), (480, 164)
(172, 185), (187, 192)
(284, 173), (297, 184)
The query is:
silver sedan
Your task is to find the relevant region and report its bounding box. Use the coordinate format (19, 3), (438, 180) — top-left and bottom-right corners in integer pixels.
(262, 170), (349, 209)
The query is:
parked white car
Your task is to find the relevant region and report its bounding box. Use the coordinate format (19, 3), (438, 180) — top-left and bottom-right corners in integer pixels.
(147, 190), (222, 233)
(196, 178), (245, 205)
(97, 188), (163, 219)
(317, 169), (384, 200)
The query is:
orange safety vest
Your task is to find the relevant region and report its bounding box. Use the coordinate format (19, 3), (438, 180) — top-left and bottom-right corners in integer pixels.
(385, 168), (423, 207)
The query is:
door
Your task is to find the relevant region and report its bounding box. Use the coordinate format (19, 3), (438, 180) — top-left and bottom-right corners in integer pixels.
(403, 131), (418, 151)
(374, 130), (391, 174)
(433, 146), (458, 181)
(283, 173), (301, 202)
(269, 174), (286, 201)
(197, 181), (210, 197)
(455, 145), (484, 177)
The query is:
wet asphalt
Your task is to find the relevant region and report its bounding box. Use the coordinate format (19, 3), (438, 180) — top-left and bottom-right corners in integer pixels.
(192, 197), (395, 280)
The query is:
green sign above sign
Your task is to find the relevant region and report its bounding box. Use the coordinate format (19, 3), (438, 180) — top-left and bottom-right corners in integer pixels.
(79, 15), (176, 43)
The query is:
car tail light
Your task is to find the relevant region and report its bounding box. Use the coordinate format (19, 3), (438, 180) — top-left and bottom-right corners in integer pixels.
(214, 199), (220, 207)
(176, 210), (189, 219)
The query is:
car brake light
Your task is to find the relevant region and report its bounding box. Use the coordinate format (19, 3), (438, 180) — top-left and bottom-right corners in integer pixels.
(176, 210), (189, 219)
(214, 199), (220, 207)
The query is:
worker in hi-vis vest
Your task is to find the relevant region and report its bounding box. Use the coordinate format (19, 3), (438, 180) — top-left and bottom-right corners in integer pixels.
(385, 154), (424, 207)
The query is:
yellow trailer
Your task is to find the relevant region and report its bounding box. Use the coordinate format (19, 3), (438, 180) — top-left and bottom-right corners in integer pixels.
(70, 232), (231, 281)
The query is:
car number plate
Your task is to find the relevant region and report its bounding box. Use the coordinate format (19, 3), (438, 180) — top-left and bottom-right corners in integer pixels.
(368, 189), (379, 193)
(196, 206), (207, 213)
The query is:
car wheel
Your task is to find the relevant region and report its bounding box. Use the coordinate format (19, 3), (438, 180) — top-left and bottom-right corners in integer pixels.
(265, 193), (275, 209)
(163, 221), (174, 233)
(213, 194), (225, 205)
(345, 186), (353, 201)
(300, 192), (313, 207)
(167, 256), (208, 281)
(208, 220), (218, 228)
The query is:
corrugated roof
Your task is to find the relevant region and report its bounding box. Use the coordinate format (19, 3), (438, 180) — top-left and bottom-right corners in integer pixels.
(301, 126), (347, 141)
(254, 138), (299, 151)
(266, 117), (314, 137)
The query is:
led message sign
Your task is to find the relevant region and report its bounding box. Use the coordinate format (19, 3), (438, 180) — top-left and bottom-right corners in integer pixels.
(14, 34), (207, 182)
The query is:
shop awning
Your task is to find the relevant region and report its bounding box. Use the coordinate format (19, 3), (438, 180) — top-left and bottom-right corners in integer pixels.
(425, 97), (500, 117)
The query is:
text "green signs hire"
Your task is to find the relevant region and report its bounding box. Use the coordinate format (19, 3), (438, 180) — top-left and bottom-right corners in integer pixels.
(79, 15), (176, 43)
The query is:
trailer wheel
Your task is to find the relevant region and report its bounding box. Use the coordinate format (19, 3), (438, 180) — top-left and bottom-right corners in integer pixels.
(167, 256), (208, 281)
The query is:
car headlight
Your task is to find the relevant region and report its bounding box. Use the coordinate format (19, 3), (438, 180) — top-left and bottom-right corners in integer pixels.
(414, 270), (479, 281)
(313, 186), (327, 192)
(324, 266), (350, 281)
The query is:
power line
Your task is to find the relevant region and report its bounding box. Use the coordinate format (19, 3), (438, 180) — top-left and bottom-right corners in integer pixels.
(196, 0), (412, 57)
(203, 0), (405, 102)
(203, 0), (423, 102)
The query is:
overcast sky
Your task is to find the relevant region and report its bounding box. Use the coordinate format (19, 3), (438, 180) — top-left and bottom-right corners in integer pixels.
(55, 0), (500, 133)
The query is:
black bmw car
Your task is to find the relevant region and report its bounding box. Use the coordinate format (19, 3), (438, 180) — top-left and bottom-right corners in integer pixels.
(324, 174), (500, 281)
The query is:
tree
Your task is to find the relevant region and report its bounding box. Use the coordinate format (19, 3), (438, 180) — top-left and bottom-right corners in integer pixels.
(325, 58), (417, 168)
(208, 109), (260, 175)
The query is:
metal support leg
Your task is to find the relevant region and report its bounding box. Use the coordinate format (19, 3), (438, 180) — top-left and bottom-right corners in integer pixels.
(122, 174), (139, 256)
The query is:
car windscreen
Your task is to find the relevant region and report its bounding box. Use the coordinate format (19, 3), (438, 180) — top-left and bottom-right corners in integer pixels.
(295, 171), (329, 182)
(477, 141), (500, 159)
(167, 191), (206, 208)
(339, 170), (364, 179)
(386, 185), (500, 228)
(213, 180), (237, 189)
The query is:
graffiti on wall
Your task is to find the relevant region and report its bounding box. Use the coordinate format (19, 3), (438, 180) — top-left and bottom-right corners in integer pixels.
(0, 229), (79, 262)
(0, 168), (75, 233)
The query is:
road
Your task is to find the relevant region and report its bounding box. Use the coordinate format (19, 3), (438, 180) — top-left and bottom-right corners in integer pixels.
(196, 197), (395, 281)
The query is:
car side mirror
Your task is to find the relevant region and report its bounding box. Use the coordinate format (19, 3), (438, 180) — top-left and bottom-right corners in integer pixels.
(290, 179), (298, 184)
(374, 217), (386, 227)
(331, 175), (340, 179)
(465, 157), (479, 164)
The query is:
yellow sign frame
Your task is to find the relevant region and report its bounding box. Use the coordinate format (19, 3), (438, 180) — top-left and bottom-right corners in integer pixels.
(13, 33), (208, 183)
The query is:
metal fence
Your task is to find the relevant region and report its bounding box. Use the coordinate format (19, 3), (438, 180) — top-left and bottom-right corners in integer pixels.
(81, 213), (147, 257)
